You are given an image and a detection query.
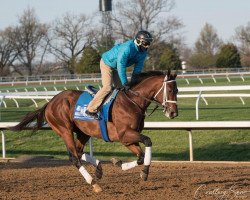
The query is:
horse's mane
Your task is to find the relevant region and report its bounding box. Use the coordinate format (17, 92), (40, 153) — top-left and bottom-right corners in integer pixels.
(129, 71), (165, 87)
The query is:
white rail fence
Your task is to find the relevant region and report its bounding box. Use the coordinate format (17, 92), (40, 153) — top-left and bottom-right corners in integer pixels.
(178, 85), (250, 120)
(0, 71), (250, 87)
(178, 72), (250, 85)
(1, 121), (250, 161)
(0, 85), (250, 120)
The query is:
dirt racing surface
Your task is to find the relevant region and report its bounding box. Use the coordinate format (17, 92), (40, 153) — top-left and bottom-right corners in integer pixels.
(0, 156), (249, 200)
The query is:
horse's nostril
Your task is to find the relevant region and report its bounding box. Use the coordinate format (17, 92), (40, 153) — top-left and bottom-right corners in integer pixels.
(172, 112), (178, 118)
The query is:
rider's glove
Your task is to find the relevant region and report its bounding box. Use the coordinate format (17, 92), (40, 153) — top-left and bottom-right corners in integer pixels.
(122, 83), (130, 92)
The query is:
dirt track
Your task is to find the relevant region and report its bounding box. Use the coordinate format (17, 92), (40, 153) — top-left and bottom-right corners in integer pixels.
(0, 156), (249, 200)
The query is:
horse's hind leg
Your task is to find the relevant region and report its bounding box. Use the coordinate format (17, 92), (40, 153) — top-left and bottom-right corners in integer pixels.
(49, 126), (102, 193)
(75, 132), (103, 180)
(82, 152), (103, 180)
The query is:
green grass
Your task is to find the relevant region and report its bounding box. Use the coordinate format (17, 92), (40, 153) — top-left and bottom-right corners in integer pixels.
(0, 76), (250, 161)
(3, 129), (249, 161)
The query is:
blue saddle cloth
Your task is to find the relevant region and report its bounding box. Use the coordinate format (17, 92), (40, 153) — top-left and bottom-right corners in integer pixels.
(74, 88), (119, 142)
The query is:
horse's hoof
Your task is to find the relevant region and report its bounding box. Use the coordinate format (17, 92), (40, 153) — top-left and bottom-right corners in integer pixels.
(92, 183), (102, 193)
(110, 158), (122, 167)
(140, 170), (148, 181)
(95, 163), (103, 180)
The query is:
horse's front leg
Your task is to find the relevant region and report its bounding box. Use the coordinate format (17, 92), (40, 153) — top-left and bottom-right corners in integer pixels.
(140, 134), (152, 181)
(116, 129), (152, 181)
(111, 143), (144, 170)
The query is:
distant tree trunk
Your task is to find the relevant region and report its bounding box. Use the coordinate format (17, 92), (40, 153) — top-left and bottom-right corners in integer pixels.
(235, 22), (250, 67)
(13, 7), (49, 75)
(0, 27), (19, 76)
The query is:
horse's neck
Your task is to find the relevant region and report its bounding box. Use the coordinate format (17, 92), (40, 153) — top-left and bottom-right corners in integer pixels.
(130, 77), (162, 109)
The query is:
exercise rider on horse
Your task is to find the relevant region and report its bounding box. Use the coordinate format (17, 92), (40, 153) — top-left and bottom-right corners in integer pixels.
(85, 30), (153, 118)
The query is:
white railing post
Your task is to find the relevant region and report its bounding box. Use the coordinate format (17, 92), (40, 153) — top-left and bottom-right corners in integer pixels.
(1, 131), (6, 158)
(0, 96), (4, 107)
(196, 91), (202, 120)
(197, 76), (203, 84)
(241, 75), (245, 82)
(239, 97), (245, 105)
(188, 130), (193, 162)
(12, 98), (19, 108)
(31, 99), (38, 107)
(212, 75), (216, 83)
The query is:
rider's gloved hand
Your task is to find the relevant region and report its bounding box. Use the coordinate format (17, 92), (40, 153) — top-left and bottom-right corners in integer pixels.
(122, 83), (130, 92)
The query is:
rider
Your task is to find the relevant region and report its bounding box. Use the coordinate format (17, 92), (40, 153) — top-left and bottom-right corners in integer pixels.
(85, 30), (153, 118)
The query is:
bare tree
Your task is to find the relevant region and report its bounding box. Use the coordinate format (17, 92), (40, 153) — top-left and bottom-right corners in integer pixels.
(189, 23), (222, 69)
(194, 23), (222, 55)
(111, 0), (183, 41)
(235, 22), (250, 50)
(0, 27), (19, 76)
(234, 22), (250, 67)
(49, 13), (95, 74)
(13, 7), (49, 75)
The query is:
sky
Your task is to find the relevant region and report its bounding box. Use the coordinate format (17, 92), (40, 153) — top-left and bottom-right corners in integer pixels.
(0, 0), (250, 47)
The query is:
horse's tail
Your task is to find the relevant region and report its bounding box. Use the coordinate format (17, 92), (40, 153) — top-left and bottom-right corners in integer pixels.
(9, 103), (48, 132)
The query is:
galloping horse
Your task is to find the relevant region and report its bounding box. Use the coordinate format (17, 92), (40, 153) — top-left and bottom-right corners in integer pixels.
(10, 70), (178, 193)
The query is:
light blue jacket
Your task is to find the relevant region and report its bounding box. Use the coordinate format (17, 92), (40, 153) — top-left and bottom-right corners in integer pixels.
(102, 40), (147, 85)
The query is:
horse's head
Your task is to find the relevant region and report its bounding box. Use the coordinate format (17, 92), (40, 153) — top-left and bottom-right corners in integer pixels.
(128, 70), (178, 119)
(154, 70), (178, 119)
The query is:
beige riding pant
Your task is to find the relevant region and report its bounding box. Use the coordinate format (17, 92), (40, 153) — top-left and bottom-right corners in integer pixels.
(87, 59), (122, 112)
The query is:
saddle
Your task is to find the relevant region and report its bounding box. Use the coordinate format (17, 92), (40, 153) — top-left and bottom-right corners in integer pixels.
(73, 85), (119, 142)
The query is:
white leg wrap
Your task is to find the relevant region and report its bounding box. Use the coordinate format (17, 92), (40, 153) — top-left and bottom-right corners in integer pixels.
(144, 147), (152, 166)
(121, 160), (138, 171)
(79, 166), (93, 185)
(81, 153), (100, 166)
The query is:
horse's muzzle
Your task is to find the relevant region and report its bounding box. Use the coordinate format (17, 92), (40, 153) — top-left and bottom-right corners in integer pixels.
(165, 107), (178, 119)
(170, 111), (178, 118)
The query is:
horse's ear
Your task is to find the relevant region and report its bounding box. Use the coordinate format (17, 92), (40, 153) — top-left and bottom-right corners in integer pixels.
(167, 69), (171, 78)
(174, 70), (178, 78)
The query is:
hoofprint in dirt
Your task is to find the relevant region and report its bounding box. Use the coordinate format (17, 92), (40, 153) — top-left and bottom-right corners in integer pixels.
(0, 157), (249, 200)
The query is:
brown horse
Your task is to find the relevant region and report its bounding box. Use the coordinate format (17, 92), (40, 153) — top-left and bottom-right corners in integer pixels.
(10, 70), (178, 193)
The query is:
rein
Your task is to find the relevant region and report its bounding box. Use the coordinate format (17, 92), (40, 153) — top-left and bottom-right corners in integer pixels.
(127, 90), (161, 116)
(128, 89), (163, 108)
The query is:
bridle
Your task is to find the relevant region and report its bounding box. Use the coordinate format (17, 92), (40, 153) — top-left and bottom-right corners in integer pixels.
(126, 75), (177, 115)
(153, 75), (177, 112)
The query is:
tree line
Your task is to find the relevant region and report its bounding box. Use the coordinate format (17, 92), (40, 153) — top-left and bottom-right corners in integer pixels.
(0, 0), (250, 76)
